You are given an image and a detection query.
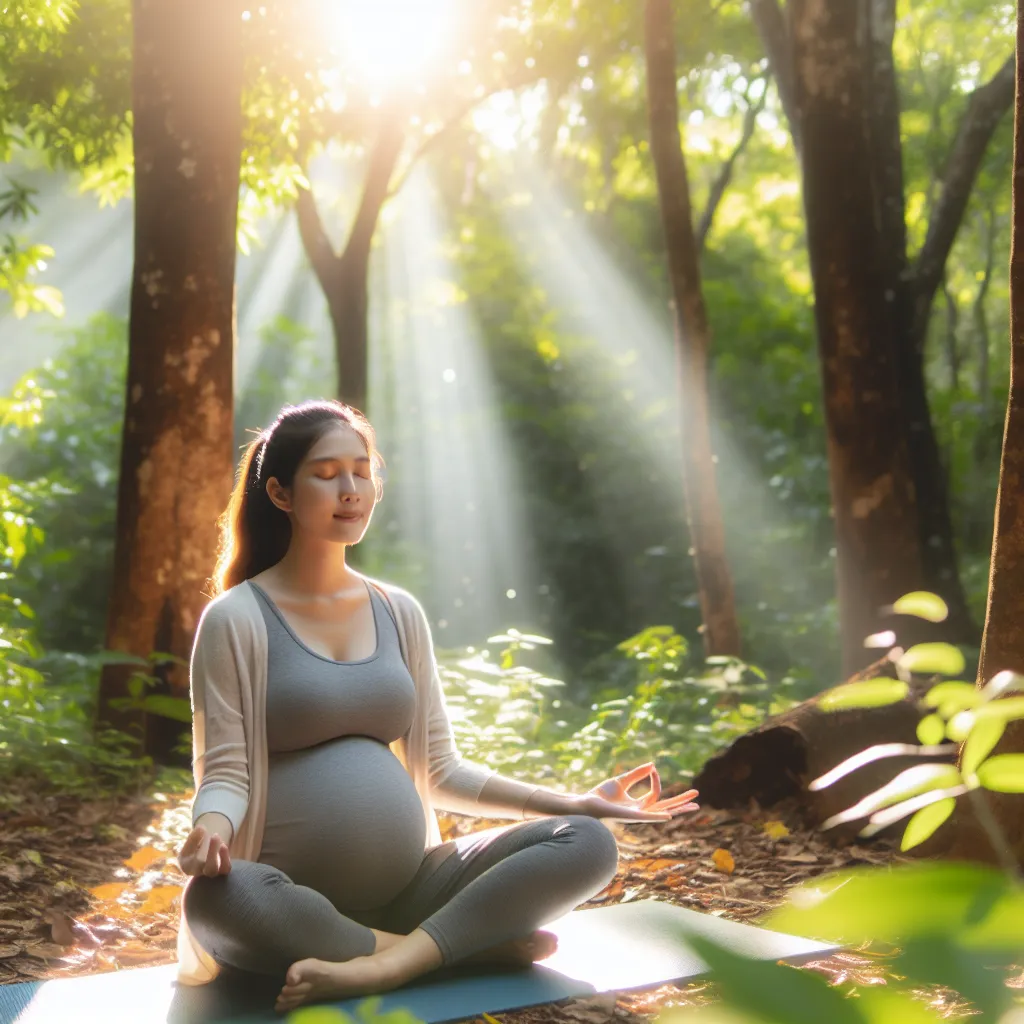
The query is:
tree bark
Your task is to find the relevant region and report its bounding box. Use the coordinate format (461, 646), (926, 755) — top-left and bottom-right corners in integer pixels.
(949, 7), (1024, 866)
(896, 53), (1014, 645)
(95, 0), (242, 760)
(296, 113), (406, 411)
(644, 0), (742, 657)
(755, 9), (1012, 651)
(789, 0), (926, 675)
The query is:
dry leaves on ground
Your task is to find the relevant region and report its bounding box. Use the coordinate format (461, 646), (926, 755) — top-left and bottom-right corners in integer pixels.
(0, 776), (960, 1024)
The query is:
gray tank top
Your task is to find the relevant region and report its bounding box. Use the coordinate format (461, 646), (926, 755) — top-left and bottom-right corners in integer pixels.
(250, 580), (427, 911)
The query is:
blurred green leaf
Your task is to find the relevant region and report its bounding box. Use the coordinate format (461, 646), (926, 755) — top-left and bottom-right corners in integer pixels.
(682, 933), (864, 1024)
(977, 754), (1024, 793)
(892, 592), (949, 623)
(898, 644), (966, 677)
(818, 678), (908, 712)
(901, 797), (956, 851)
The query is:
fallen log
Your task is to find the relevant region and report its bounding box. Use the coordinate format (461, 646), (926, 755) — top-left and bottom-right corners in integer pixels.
(692, 657), (949, 837)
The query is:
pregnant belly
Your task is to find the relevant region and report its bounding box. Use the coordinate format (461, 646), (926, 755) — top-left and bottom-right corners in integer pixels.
(259, 735), (427, 910)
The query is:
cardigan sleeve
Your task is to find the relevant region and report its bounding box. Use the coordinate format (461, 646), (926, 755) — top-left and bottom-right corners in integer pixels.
(189, 601), (251, 838)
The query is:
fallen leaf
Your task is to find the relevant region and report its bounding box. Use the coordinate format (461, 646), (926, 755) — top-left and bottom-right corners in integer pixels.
(139, 886), (181, 916)
(89, 883), (129, 903)
(779, 852), (819, 864)
(0, 864), (23, 885)
(630, 857), (686, 876)
(48, 912), (102, 950)
(0, 944), (24, 959)
(711, 848), (735, 874)
(21, 850), (43, 868)
(124, 846), (165, 872)
(763, 821), (790, 840)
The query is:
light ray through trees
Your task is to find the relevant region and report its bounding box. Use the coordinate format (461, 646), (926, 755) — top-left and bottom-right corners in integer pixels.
(368, 166), (541, 645)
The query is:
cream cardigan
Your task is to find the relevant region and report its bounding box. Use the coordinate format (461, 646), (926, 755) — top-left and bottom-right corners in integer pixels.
(176, 576), (541, 986)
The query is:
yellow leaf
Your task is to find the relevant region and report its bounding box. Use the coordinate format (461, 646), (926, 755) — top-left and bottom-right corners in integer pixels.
(481, 1015), (503, 1024)
(711, 848), (735, 874)
(139, 885), (181, 916)
(124, 846), (164, 872)
(763, 821), (789, 840)
(89, 883), (128, 902)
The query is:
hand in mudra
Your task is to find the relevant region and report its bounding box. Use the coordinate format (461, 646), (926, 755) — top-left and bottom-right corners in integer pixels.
(177, 825), (232, 878)
(579, 762), (699, 822)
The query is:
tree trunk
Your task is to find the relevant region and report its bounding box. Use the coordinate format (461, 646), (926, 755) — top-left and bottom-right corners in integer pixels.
(949, 7), (1024, 866)
(296, 113), (406, 411)
(643, 0), (742, 658)
(756, 7), (1013, 654)
(789, 0), (926, 676)
(95, 0), (242, 761)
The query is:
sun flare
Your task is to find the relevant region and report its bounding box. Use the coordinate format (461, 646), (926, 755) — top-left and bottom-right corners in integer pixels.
(326, 0), (456, 89)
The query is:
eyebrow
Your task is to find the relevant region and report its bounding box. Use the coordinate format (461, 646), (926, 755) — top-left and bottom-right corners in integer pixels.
(308, 455), (371, 465)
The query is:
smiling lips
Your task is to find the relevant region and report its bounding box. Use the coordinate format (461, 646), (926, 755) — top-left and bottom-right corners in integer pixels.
(334, 511), (363, 522)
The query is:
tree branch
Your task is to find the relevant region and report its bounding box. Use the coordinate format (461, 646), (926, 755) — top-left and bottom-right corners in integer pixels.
(749, 0), (801, 153)
(342, 106), (408, 267)
(295, 182), (341, 298)
(696, 82), (767, 252)
(911, 52), (1015, 338)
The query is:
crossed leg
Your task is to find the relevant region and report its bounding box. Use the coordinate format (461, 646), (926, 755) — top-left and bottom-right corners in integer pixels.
(277, 815), (619, 1010)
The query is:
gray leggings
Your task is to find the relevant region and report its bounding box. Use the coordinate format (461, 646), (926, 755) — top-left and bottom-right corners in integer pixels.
(183, 815), (618, 977)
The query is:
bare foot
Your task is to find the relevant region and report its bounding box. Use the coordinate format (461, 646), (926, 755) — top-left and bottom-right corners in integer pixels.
(274, 954), (393, 1014)
(276, 929), (443, 1013)
(463, 929), (559, 968)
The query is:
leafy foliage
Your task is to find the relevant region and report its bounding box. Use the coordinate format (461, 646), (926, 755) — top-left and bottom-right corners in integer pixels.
(439, 624), (793, 790)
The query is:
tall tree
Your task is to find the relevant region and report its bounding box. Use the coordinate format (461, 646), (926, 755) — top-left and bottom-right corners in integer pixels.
(643, 0), (741, 657)
(95, 0), (243, 759)
(788, 0), (926, 675)
(950, 2), (1024, 865)
(755, 0), (1014, 650)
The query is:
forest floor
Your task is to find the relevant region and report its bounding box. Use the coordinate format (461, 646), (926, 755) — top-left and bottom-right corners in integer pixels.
(0, 776), (982, 1023)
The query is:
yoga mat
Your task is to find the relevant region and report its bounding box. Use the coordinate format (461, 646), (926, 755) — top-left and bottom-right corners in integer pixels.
(0, 899), (837, 1024)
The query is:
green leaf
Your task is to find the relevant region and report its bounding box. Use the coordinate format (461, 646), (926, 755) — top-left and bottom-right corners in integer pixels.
(898, 643), (966, 677)
(977, 754), (1024, 793)
(892, 592), (949, 623)
(892, 936), (1013, 1020)
(681, 934), (864, 1024)
(822, 764), (961, 829)
(923, 681), (981, 714)
(141, 695), (192, 724)
(286, 1008), (355, 1024)
(901, 797), (955, 851)
(962, 718), (1007, 775)
(855, 988), (945, 1024)
(765, 862), (1024, 949)
(916, 714), (945, 745)
(818, 678), (908, 712)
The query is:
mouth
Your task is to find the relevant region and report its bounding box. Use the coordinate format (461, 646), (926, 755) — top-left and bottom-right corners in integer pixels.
(334, 512), (363, 522)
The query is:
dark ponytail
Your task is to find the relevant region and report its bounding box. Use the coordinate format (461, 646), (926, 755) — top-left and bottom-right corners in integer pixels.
(211, 400), (383, 595)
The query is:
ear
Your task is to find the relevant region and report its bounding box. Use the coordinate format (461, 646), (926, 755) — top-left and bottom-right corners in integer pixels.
(266, 477), (292, 513)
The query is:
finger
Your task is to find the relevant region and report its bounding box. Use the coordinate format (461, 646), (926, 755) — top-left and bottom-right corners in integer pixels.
(617, 762), (655, 789)
(180, 827), (204, 856)
(219, 845), (232, 875)
(652, 794), (700, 814)
(641, 770), (662, 808)
(203, 838), (223, 877)
(655, 789), (699, 809)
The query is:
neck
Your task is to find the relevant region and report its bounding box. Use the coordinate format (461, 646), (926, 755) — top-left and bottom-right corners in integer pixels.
(272, 534), (360, 598)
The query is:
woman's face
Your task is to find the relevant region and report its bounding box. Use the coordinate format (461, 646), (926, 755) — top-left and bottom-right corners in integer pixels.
(268, 422), (378, 545)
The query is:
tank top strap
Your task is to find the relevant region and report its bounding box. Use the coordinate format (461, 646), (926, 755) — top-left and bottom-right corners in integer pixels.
(367, 582), (400, 645)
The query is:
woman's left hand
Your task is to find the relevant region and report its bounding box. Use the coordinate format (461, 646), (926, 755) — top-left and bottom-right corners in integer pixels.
(576, 762), (699, 823)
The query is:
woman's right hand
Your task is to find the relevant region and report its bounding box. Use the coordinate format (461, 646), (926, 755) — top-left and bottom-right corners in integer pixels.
(177, 824), (232, 877)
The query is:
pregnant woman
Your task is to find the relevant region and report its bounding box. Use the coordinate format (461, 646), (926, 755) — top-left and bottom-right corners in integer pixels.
(175, 399), (699, 1014)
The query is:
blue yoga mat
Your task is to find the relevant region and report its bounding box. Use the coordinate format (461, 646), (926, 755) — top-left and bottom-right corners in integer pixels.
(0, 899), (837, 1024)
